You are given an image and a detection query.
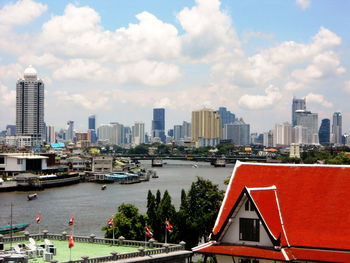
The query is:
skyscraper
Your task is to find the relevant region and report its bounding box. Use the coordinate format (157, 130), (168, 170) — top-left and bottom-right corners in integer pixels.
(295, 110), (319, 144)
(16, 65), (44, 145)
(88, 115), (96, 130)
(273, 122), (292, 147)
(319, 119), (330, 146)
(152, 108), (165, 142)
(218, 107), (235, 128)
(223, 118), (250, 146)
(66, 121), (74, 142)
(191, 108), (221, 147)
(292, 97), (306, 126)
(332, 112), (342, 145)
(132, 122), (145, 145)
(182, 121), (191, 139)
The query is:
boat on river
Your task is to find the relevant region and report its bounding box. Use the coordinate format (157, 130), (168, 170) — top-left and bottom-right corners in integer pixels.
(0, 223), (29, 235)
(27, 193), (37, 200)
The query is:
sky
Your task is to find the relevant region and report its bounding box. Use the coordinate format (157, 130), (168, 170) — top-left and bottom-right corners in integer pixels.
(0, 0), (350, 134)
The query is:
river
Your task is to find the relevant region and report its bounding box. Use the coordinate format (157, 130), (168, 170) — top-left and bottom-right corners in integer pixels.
(0, 160), (233, 237)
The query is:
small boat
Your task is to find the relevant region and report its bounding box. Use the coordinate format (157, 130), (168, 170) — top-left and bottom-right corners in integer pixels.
(192, 164), (198, 168)
(0, 223), (30, 234)
(101, 185), (107, 190)
(27, 193), (38, 201)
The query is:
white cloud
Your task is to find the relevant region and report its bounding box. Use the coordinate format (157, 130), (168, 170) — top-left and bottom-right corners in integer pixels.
(177, 0), (240, 62)
(305, 93), (333, 108)
(0, 0), (47, 26)
(343, 80), (350, 93)
(54, 90), (111, 110)
(296, 0), (311, 10)
(239, 85), (282, 110)
(0, 83), (16, 106)
(0, 63), (23, 81)
(18, 53), (63, 69)
(292, 51), (346, 82)
(284, 82), (310, 91)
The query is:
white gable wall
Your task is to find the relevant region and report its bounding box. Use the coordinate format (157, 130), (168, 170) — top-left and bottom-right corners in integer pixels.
(221, 196), (274, 247)
(216, 255), (279, 263)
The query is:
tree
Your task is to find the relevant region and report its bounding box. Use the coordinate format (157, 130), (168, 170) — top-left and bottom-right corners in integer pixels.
(327, 152), (350, 165)
(181, 177), (225, 249)
(103, 204), (146, 240)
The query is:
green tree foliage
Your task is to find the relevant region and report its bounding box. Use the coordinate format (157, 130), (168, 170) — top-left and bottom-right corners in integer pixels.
(327, 152), (350, 164)
(103, 203), (146, 240)
(216, 143), (236, 155)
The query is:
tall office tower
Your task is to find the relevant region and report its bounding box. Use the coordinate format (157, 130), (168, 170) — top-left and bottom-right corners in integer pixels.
(97, 124), (114, 145)
(319, 119), (330, 146)
(6, 125), (16, 136)
(173, 125), (183, 142)
(123, 126), (132, 144)
(47, 125), (55, 143)
(295, 110), (319, 144)
(223, 118), (250, 146)
(110, 122), (124, 146)
(293, 125), (308, 144)
(152, 108), (165, 142)
(218, 107), (235, 128)
(66, 121), (74, 142)
(182, 121), (191, 139)
(16, 65), (44, 145)
(132, 122), (145, 145)
(292, 97), (306, 126)
(191, 108), (221, 147)
(263, 130), (274, 147)
(332, 112), (342, 145)
(273, 122), (292, 147)
(88, 115), (96, 130)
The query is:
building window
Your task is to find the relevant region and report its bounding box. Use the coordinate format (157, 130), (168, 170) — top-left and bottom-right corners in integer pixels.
(17, 159), (23, 165)
(245, 200), (255, 211)
(0, 157), (4, 164)
(239, 218), (260, 242)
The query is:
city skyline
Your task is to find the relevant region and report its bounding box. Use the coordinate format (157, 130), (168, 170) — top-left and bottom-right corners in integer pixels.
(0, 0), (350, 133)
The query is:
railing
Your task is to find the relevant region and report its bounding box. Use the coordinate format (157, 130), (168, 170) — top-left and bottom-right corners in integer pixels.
(0, 231), (188, 263)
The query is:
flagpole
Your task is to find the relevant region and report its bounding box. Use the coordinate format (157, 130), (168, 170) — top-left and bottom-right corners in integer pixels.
(69, 247), (72, 262)
(165, 219), (167, 244)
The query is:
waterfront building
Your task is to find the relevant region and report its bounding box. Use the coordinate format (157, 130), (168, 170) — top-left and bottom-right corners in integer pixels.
(132, 122), (145, 145)
(152, 108), (166, 143)
(88, 115), (96, 130)
(16, 65), (45, 146)
(273, 122), (292, 147)
(223, 118), (250, 146)
(295, 110), (319, 144)
(319, 118), (330, 146)
(66, 121), (74, 142)
(191, 108), (221, 147)
(292, 97), (306, 126)
(6, 125), (16, 136)
(0, 153), (48, 175)
(194, 161), (350, 262)
(332, 112), (342, 145)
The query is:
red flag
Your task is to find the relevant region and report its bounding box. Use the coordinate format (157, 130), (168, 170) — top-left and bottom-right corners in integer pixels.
(68, 234), (74, 248)
(36, 215), (41, 224)
(145, 225), (153, 238)
(68, 216), (74, 226)
(165, 220), (173, 233)
(107, 218), (114, 228)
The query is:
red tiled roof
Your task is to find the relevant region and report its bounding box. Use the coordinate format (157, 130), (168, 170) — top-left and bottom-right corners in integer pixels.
(213, 162), (350, 250)
(192, 243), (287, 261)
(288, 248), (350, 262)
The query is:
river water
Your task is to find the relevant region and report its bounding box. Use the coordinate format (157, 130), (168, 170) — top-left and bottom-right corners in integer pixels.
(0, 160), (233, 237)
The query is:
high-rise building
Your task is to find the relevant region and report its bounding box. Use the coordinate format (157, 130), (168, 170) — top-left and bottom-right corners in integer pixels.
(182, 121), (191, 139)
(319, 119), (330, 146)
(16, 65), (45, 145)
(6, 125), (16, 136)
(66, 121), (74, 142)
(132, 122), (145, 145)
(218, 107), (235, 128)
(273, 122), (292, 147)
(263, 130), (273, 147)
(292, 97), (306, 126)
(173, 125), (183, 142)
(332, 112), (342, 145)
(295, 110), (318, 144)
(191, 108), (221, 147)
(47, 125), (55, 143)
(152, 108), (165, 142)
(223, 118), (250, 146)
(88, 115), (96, 130)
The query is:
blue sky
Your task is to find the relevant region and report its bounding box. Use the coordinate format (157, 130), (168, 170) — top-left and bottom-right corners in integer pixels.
(0, 0), (349, 133)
